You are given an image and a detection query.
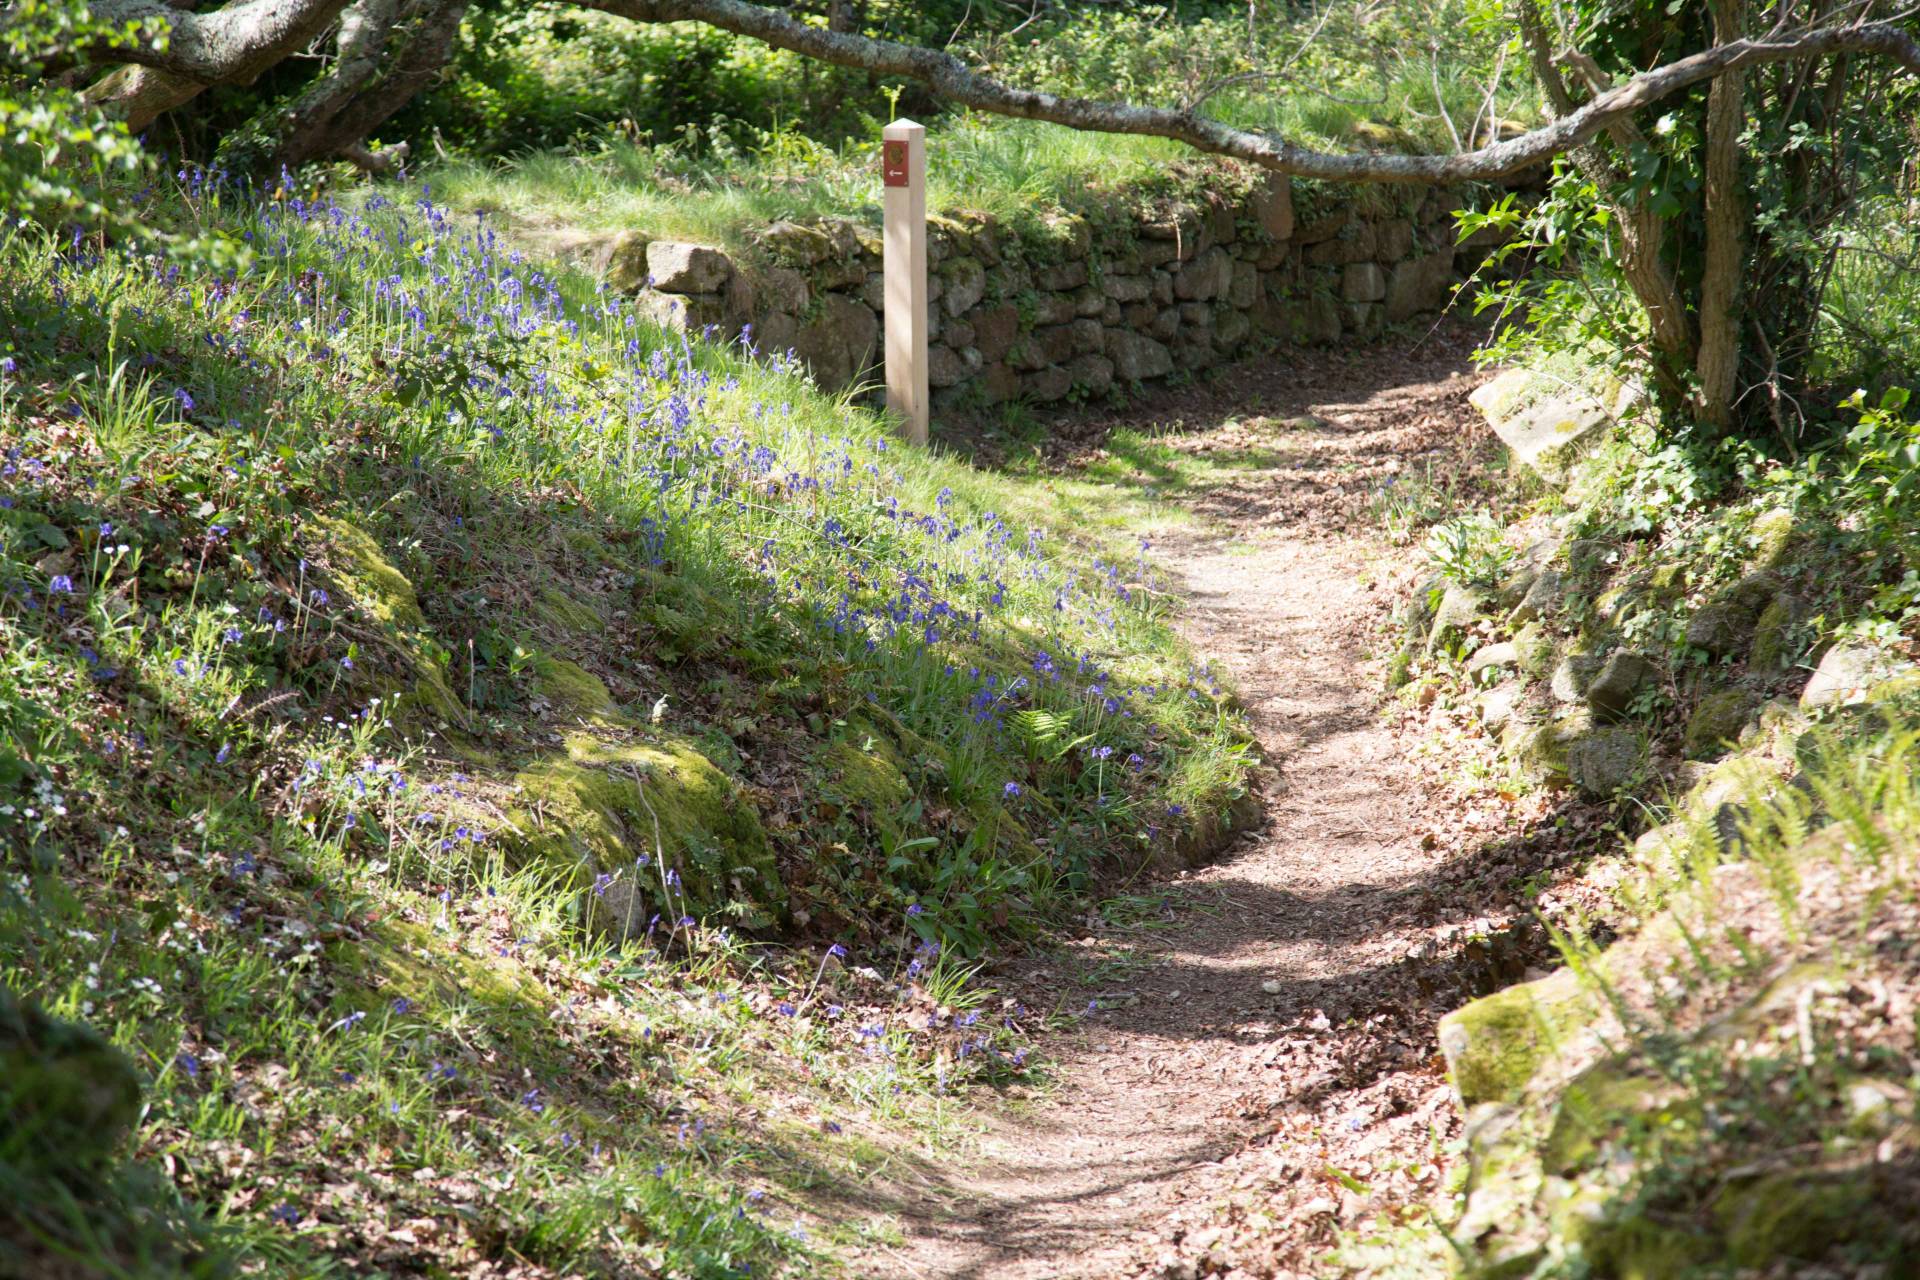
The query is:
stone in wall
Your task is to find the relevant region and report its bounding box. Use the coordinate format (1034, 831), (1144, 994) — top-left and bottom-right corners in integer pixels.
(647, 242), (733, 293)
(1385, 249), (1456, 323)
(589, 174), (1514, 415)
(1107, 331), (1174, 382)
(1174, 248), (1234, 301)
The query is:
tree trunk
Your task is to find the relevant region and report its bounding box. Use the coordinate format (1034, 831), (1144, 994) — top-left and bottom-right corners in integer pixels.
(210, 0), (469, 175)
(1516, 0), (1696, 410)
(1696, 0), (1749, 432)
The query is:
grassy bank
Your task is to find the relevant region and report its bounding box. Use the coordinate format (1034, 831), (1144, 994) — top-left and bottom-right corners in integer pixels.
(0, 171), (1252, 1276)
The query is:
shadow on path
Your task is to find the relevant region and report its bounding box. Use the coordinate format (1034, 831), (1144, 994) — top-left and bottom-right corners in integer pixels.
(860, 321), (1603, 1280)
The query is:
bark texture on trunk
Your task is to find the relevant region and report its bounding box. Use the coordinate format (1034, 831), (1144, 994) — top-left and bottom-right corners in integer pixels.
(81, 0), (353, 129)
(1697, 0), (1750, 431)
(1516, 0), (1696, 408)
(239, 0), (469, 172)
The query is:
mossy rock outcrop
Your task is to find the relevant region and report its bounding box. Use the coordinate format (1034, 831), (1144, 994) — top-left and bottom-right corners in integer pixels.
(534, 656), (621, 721)
(1684, 573), (1779, 658)
(1683, 688), (1758, 760)
(319, 517), (467, 726)
(1747, 507), (1797, 570)
(1439, 966), (1603, 1109)
(510, 731), (786, 932)
(817, 728), (914, 828)
(1747, 594), (1797, 669)
(0, 986), (142, 1172)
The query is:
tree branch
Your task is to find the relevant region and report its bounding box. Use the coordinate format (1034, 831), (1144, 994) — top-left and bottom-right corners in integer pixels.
(84, 0), (353, 82)
(577, 0), (1920, 183)
(80, 0), (353, 129)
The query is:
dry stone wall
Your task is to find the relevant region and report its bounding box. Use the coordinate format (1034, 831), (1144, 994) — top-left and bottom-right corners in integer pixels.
(594, 178), (1498, 411)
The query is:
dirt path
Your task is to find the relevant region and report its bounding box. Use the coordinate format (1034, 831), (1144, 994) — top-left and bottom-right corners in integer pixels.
(867, 324), (1532, 1280)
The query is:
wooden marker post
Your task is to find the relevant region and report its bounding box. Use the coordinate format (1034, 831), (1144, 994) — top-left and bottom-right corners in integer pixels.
(882, 118), (928, 445)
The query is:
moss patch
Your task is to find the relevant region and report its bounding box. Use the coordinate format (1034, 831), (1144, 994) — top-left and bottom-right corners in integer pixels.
(1438, 966), (1600, 1108)
(534, 656), (620, 720)
(510, 731), (785, 931)
(536, 586), (605, 635)
(317, 516), (467, 726)
(1684, 689), (1758, 761)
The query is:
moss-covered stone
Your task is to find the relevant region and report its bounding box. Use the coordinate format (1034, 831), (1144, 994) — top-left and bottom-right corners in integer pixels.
(318, 516), (467, 725)
(1748, 595), (1795, 669)
(510, 731), (785, 931)
(1683, 689), (1757, 761)
(1684, 573), (1779, 658)
(537, 586), (605, 635)
(1564, 722), (1644, 797)
(1550, 653), (1601, 704)
(819, 732), (912, 821)
(1506, 707), (1593, 781)
(0, 986), (141, 1171)
(1428, 583), (1490, 652)
(1543, 1066), (1687, 1175)
(1715, 1171), (1876, 1267)
(1438, 967), (1601, 1108)
(1586, 650), (1656, 720)
(321, 517), (426, 629)
(1508, 569), (1567, 626)
(534, 656), (619, 720)
(1748, 507), (1796, 571)
(1512, 622), (1556, 680)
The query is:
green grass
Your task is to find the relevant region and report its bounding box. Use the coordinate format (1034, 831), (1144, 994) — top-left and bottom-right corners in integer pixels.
(427, 115), (1249, 259)
(420, 1), (1540, 262)
(0, 163), (1251, 1276)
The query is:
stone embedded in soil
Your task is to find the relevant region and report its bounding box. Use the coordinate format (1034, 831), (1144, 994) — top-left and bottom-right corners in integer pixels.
(1684, 688), (1759, 760)
(1685, 572), (1778, 657)
(1428, 583), (1489, 651)
(1800, 641), (1912, 709)
(1584, 650), (1656, 719)
(1564, 723), (1644, 797)
(1468, 366), (1632, 485)
(1508, 569), (1566, 626)
(1549, 653), (1601, 704)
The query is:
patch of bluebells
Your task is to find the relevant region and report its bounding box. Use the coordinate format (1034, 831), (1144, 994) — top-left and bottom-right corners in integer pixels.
(8, 169), (1224, 993)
